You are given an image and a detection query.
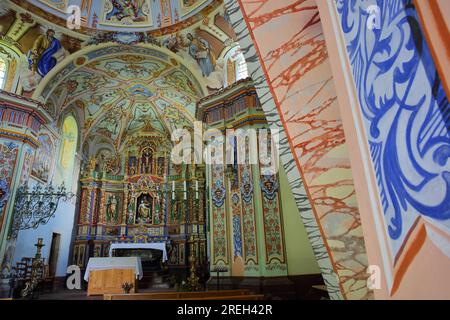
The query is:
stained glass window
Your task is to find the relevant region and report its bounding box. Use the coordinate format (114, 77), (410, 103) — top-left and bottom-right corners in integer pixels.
(60, 115), (78, 186)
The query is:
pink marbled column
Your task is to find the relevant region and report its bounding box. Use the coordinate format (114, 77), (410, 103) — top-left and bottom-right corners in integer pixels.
(237, 0), (372, 299)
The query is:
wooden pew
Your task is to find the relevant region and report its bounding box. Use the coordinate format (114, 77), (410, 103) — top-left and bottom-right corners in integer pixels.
(104, 289), (255, 300)
(183, 295), (265, 300)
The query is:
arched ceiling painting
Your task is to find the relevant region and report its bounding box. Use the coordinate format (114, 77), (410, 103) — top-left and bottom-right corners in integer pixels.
(44, 49), (202, 153)
(12, 0), (217, 34)
(2, 0), (237, 96)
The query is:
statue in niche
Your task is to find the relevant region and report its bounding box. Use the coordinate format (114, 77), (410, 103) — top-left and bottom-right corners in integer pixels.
(127, 195), (136, 224)
(157, 157), (165, 176)
(105, 156), (120, 175)
(106, 195), (119, 223)
(87, 157), (97, 172)
(137, 194), (152, 224)
(141, 149), (153, 174)
(154, 195), (161, 225)
(128, 156), (137, 176)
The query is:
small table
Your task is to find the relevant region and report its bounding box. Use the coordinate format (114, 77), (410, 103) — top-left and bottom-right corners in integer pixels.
(84, 257), (143, 296)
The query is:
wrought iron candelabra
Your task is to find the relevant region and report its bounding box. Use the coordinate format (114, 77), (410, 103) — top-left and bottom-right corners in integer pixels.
(11, 183), (75, 238)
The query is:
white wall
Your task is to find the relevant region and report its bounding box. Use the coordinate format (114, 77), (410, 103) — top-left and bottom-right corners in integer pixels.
(12, 179), (77, 278)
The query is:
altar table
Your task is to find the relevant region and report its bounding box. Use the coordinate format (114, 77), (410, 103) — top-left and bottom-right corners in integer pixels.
(109, 242), (168, 262)
(84, 257), (143, 296)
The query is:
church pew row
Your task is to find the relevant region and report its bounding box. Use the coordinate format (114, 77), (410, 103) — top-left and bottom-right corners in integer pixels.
(180, 295), (265, 300)
(103, 289), (256, 300)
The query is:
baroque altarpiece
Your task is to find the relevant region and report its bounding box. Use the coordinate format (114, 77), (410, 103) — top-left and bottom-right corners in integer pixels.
(72, 129), (207, 273)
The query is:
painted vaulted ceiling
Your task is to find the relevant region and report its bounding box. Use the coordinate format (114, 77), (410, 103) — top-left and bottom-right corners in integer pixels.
(47, 53), (201, 151)
(10, 0), (218, 35)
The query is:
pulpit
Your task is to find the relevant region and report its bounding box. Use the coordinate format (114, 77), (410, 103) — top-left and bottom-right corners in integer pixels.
(84, 257), (143, 296)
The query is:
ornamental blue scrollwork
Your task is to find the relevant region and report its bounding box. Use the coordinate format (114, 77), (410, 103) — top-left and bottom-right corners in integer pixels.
(0, 179), (10, 212)
(260, 175), (279, 201)
(336, 0), (450, 258)
(240, 171), (254, 203)
(212, 179), (226, 208)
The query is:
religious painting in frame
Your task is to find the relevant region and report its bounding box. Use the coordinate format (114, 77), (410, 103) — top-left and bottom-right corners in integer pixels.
(31, 133), (55, 183)
(38, 0), (69, 12)
(100, 0), (153, 28)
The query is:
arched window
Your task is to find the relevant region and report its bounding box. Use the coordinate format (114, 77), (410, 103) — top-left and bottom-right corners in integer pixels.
(223, 46), (249, 87)
(59, 115), (78, 187)
(0, 57), (7, 89)
(236, 56), (249, 81)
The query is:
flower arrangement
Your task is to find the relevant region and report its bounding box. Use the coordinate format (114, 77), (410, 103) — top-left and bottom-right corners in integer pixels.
(122, 282), (134, 294)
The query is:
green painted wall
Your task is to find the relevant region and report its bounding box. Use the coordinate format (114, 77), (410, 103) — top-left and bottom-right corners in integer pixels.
(279, 167), (321, 275)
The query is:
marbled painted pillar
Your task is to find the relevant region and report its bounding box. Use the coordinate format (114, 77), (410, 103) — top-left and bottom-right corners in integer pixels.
(332, 0), (450, 297)
(225, 0), (372, 299)
(200, 79), (288, 279)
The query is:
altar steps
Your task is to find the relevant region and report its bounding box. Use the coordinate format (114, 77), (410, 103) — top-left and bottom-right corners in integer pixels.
(139, 270), (170, 290)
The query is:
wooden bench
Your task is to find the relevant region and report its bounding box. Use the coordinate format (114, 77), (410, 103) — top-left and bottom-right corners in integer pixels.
(182, 295), (265, 300)
(104, 289), (255, 300)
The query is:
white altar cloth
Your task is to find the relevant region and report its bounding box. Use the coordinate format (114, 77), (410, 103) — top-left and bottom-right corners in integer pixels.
(109, 243), (168, 262)
(84, 257), (143, 281)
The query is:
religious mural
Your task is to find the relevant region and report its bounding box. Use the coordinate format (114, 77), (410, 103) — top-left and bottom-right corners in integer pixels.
(31, 134), (55, 183)
(162, 29), (227, 90)
(101, 0), (152, 27)
(0, 141), (19, 231)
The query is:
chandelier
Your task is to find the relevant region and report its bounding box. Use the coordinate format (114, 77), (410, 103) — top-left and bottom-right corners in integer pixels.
(11, 183), (75, 238)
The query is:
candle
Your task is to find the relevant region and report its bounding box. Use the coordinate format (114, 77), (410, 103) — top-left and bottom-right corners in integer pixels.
(195, 180), (199, 200)
(172, 181), (175, 191)
(183, 181), (187, 200)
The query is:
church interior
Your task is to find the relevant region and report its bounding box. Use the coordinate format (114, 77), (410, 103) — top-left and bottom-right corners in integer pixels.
(0, 0), (449, 301)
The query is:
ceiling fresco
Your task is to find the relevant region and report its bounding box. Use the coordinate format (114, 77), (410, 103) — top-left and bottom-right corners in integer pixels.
(47, 54), (198, 151)
(10, 0), (216, 33)
(1, 1), (237, 97)
(0, 0), (239, 157)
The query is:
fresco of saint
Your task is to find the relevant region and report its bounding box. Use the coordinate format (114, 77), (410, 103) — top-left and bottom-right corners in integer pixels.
(28, 29), (62, 77)
(187, 33), (216, 77)
(106, 0), (147, 23)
